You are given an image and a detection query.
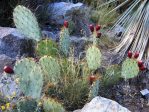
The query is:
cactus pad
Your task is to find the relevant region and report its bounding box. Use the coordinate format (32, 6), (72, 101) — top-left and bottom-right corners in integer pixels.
(16, 97), (37, 112)
(43, 97), (65, 112)
(86, 45), (102, 70)
(59, 28), (71, 56)
(13, 5), (41, 41)
(121, 58), (139, 79)
(102, 65), (121, 87)
(39, 56), (60, 83)
(14, 58), (43, 99)
(88, 80), (99, 100)
(36, 39), (59, 57)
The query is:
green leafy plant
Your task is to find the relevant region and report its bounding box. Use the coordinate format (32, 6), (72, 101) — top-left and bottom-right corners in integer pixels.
(102, 64), (121, 87)
(42, 97), (65, 112)
(36, 39), (59, 57)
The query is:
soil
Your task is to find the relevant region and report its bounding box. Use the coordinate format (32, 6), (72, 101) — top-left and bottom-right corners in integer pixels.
(100, 73), (149, 112)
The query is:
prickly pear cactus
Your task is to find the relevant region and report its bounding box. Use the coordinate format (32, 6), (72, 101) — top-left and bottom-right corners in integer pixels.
(102, 65), (121, 87)
(43, 97), (65, 112)
(36, 39), (59, 57)
(88, 80), (99, 100)
(59, 27), (71, 56)
(13, 5), (41, 41)
(121, 58), (139, 79)
(39, 56), (60, 83)
(15, 97), (37, 112)
(86, 45), (102, 70)
(14, 58), (43, 99)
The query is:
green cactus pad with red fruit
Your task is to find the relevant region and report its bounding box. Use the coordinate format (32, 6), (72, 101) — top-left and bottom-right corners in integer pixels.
(121, 58), (139, 79)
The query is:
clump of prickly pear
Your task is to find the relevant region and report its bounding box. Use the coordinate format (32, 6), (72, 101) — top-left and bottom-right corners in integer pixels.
(122, 51), (146, 79)
(86, 45), (102, 70)
(14, 58), (43, 99)
(36, 39), (59, 57)
(13, 5), (41, 41)
(59, 21), (71, 56)
(39, 56), (60, 83)
(42, 97), (65, 112)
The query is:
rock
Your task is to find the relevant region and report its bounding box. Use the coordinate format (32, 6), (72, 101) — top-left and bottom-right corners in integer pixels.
(74, 96), (130, 112)
(0, 54), (15, 74)
(0, 27), (34, 58)
(0, 73), (21, 101)
(70, 36), (92, 59)
(48, 2), (91, 36)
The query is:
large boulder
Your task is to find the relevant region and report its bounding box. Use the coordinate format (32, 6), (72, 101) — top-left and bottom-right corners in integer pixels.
(74, 96), (130, 112)
(48, 2), (91, 36)
(0, 27), (34, 58)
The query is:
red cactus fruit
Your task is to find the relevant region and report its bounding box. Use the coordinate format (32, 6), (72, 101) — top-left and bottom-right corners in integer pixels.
(89, 24), (94, 32)
(134, 52), (139, 59)
(127, 51), (132, 58)
(3, 66), (14, 74)
(139, 65), (146, 71)
(97, 32), (102, 38)
(95, 25), (101, 31)
(64, 20), (68, 28)
(89, 75), (96, 85)
(137, 60), (143, 67)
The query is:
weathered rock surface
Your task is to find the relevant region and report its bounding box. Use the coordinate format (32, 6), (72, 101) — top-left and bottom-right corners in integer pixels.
(0, 27), (34, 58)
(48, 2), (91, 36)
(74, 96), (130, 112)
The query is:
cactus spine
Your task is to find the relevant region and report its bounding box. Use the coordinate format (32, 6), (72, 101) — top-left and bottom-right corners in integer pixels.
(13, 5), (41, 41)
(14, 58), (43, 99)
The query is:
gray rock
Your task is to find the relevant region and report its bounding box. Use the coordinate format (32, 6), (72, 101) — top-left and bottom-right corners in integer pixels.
(0, 27), (34, 58)
(74, 96), (131, 112)
(70, 36), (92, 59)
(0, 54), (15, 74)
(0, 73), (21, 101)
(48, 2), (91, 36)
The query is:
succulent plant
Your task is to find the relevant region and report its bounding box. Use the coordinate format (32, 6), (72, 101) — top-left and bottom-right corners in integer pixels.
(88, 79), (99, 100)
(86, 45), (102, 70)
(102, 65), (121, 87)
(42, 97), (65, 112)
(14, 58), (43, 99)
(15, 97), (37, 112)
(59, 27), (71, 56)
(13, 5), (42, 41)
(36, 39), (59, 57)
(121, 58), (139, 79)
(39, 56), (61, 83)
